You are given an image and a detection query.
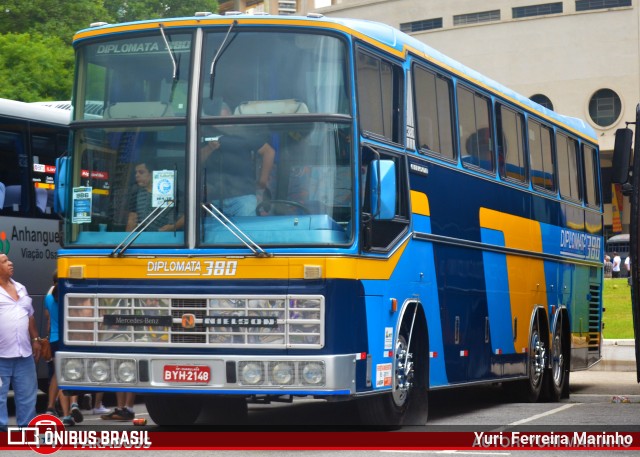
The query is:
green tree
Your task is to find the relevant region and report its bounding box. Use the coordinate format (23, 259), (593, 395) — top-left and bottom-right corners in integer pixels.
(103, 0), (219, 23)
(0, 33), (74, 101)
(0, 0), (109, 44)
(0, 1), (221, 101)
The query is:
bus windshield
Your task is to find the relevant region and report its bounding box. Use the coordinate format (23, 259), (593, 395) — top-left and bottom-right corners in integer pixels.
(67, 29), (353, 248)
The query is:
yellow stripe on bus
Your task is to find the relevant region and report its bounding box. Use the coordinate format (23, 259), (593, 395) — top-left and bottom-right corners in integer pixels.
(57, 239), (408, 282)
(410, 190), (430, 216)
(479, 207), (548, 351)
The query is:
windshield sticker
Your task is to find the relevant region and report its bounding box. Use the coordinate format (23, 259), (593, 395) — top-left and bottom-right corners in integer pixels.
(72, 186), (92, 224)
(152, 170), (175, 207)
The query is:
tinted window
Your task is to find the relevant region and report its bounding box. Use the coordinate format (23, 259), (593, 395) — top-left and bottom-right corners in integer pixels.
(497, 105), (526, 183)
(528, 119), (555, 192)
(458, 85), (494, 172)
(556, 133), (580, 201)
(583, 144), (600, 208)
(413, 66), (455, 160)
(356, 50), (403, 142)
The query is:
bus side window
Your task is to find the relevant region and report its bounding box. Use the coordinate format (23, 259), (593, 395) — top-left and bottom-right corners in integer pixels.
(4, 185), (21, 211)
(458, 85), (494, 173)
(0, 182), (4, 208)
(497, 104), (526, 184)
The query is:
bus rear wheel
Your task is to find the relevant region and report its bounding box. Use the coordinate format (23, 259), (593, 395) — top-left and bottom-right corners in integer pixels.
(545, 314), (569, 401)
(145, 395), (202, 426)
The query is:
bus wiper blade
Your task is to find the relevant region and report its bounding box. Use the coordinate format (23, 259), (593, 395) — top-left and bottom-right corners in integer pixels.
(159, 24), (179, 81)
(209, 20), (238, 99)
(202, 202), (271, 258)
(110, 199), (174, 257)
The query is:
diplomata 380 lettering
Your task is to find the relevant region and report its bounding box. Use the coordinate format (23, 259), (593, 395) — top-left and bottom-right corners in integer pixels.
(147, 260), (237, 276)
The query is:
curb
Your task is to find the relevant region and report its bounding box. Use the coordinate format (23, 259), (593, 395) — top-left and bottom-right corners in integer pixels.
(590, 339), (637, 372)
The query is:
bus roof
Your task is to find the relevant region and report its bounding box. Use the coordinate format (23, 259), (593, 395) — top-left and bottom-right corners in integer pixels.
(607, 234), (629, 243)
(73, 13), (597, 142)
(0, 97), (70, 126)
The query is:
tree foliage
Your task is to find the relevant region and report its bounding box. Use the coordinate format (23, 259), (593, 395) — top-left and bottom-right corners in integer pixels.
(0, 33), (74, 101)
(0, 0), (220, 102)
(104, 1), (219, 23)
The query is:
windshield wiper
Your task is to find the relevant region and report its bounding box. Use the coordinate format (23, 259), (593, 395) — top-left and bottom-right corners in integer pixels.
(159, 24), (179, 81)
(202, 202), (271, 258)
(110, 199), (174, 257)
(209, 20), (238, 99)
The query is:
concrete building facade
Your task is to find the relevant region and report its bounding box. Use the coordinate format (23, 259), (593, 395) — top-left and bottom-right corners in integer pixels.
(218, 0), (299, 15)
(301, 0), (640, 237)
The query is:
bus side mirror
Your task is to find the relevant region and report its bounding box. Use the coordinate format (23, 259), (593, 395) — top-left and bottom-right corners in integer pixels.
(370, 159), (396, 220)
(54, 156), (69, 215)
(612, 127), (633, 185)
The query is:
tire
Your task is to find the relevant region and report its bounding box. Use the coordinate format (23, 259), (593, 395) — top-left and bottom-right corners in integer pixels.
(145, 395), (202, 426)
(545, 313), (568, 402)
(505, 313), (546, 402)
(356, 329), (428, 428)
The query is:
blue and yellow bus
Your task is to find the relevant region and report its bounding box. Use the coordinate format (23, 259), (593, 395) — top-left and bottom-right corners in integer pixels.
(54, 12), (603, 426)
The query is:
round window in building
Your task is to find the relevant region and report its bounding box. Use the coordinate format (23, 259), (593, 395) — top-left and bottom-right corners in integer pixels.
(530, 94), (553, 111)
(588, 89), (622, 127)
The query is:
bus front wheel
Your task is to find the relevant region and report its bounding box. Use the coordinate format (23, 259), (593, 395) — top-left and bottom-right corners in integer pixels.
(506, 314), (547, 402)
(356, 328), (428, 428)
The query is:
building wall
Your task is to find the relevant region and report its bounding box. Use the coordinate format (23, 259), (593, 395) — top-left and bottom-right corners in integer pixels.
(313, 0), (640, 233)
(219, 0), (299, 15)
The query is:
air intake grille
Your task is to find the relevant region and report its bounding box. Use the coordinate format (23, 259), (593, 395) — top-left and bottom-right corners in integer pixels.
(587, 283), (602, 352)
(65, 294), (324, 349)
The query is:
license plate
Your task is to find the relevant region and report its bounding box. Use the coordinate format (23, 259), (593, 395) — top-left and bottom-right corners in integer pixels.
(163, 365), (211, 383)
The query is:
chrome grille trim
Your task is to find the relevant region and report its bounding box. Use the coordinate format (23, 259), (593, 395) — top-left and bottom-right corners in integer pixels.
(64, 293), (324, 349)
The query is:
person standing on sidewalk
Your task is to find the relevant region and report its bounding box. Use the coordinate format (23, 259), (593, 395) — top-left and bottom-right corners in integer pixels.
(612, 252), (622, 278)
(0, 254), (41, 431)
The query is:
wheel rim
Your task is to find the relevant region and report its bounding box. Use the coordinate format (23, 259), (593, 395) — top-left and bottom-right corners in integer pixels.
(393, 335), (413, 407)
(551, 325), (564, 387)
(530, 329), (545, 387)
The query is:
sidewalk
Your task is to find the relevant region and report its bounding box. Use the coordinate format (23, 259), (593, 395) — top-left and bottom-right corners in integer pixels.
(590, 339), (637, 372)
(571, 370), (640, 397)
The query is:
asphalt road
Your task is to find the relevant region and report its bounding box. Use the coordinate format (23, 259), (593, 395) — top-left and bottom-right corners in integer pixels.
(4, 370), (639, 456)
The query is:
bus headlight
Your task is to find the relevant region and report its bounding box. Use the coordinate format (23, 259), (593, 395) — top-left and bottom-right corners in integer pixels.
(62, 359), (85, 381)
(239, 361), (264, 385)
(300, 362), (325, 385)
(270, 362), (294, 385)
(115, 360), (137, 383)
(88, 359), (110, 382)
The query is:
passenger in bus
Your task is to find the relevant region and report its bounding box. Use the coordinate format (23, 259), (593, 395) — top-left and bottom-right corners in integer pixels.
(200, 102), (275, 216)
(463, 128), (494, 171)
(126, 159), (182, 232)
(0, 254), (40, 430)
